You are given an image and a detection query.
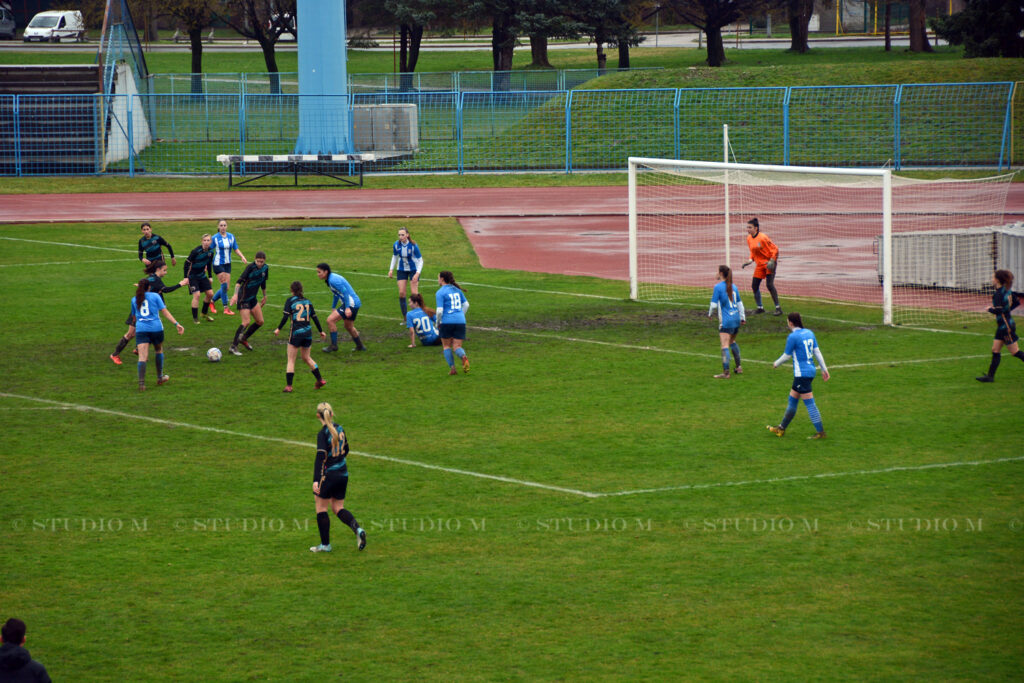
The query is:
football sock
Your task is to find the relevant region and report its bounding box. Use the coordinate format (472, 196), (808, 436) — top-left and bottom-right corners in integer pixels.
(137, 361), (146, 383)
(454, 348), (466, 360)
(243, 322), (262, 340)
(311, 366), (322, 381)
(286, 372), (294, 387)
(219, 283), (229, 306)
(767, 277), (779, 307)
(399, 297), (407, 317)
(212, 288), (221, 304)
(330, 331), (339, 346)
(155, 352), (164, 377)
(752, 286), (763, 309)
(202, 301), (210, 315)
(353, 334), (365, 350)
(114, 335), (130, 356)
(803, 398), (823, 432)
(780, 395), (798, 429)
(730, 342), (741, 367)
(192, 306), (199, 321)
(1014, 350), (1024, 362)
(233, 325), (246, 346)
(443, 348), (455, 367)
(316, 511), (330, 546)
(338, 508), (360, 534)
(987, 352), (1001, 377)
(720, 348), (730, 373)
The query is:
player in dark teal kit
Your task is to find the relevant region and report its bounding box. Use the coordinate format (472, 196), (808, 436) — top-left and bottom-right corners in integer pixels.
(977, 269), (1024, 382)
(184, 234), (216, 323)
(138, 222), (175, 267)
(310, 402), (366, 553)
(228, 251), (268, 356)
(273, 280), (327, 393)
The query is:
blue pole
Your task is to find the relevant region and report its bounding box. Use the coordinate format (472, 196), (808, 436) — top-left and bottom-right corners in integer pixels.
(565, 90), (573, 173)
(13, 95), (20, 177)
(783, 87), (791, 165)
(998, 82), (1013, 170)
(127, 94), (135, 177)
(894, 85), (902, 170)
(457, 91), (464, 174)
(673, 89), (681, 160)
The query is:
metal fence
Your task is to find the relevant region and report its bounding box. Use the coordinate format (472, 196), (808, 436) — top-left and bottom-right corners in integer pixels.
(0, 82), (1015, 176)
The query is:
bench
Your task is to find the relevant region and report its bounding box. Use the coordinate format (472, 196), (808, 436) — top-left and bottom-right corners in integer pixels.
(216, 154), (370, 188)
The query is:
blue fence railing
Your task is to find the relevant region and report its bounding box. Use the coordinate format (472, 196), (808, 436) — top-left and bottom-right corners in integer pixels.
(0, 82), (1015, 177)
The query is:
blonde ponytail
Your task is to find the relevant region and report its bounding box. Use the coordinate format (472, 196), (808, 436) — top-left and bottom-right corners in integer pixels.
(316, 402), (342, 459)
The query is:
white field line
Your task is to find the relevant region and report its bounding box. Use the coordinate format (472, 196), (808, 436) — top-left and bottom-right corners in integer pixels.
(0, 258), (137, 268)
(0, 392), (598, 499)
(598, 456), (1024, 498)
(0, 236), (136, 253)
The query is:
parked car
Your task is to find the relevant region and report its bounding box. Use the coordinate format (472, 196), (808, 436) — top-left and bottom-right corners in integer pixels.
(0, 7), (16, 40)
(23, 10), (85, 42)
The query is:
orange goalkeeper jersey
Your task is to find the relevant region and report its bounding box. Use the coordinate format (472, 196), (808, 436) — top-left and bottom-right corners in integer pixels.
(746, 231), (779, 265)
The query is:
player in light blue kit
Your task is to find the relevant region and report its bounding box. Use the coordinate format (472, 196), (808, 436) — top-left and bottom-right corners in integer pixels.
(405, 293), (441, 347)
(316, 262), (366, 352)
(130, 278), (184, 391)
(436, 270), (470, 375)
(708, 264), (746, 379)
(210, 219), (247, 315)
(768, 312), (830, 439)
(387, 228), (424, 320)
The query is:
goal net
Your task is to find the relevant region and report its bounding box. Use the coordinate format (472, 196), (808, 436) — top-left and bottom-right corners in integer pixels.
(628, 157), (1015, 327)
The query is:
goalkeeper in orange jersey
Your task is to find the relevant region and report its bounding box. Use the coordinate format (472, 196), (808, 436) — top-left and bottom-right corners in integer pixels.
(742, 217), (782, 315)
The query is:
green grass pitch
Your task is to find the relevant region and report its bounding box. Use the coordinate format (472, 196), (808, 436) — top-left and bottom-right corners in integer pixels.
(0, 218), (1022, 681)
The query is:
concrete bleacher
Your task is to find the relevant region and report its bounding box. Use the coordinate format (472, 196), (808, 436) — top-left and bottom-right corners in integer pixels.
(0, 65), (101, 174)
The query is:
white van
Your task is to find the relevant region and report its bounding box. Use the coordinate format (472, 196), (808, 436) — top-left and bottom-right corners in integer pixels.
(23, 10), (85, 42)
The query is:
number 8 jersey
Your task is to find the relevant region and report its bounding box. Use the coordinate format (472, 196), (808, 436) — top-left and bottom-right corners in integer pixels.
(130, 292), (166, 333)
(783, 327), (820, 378)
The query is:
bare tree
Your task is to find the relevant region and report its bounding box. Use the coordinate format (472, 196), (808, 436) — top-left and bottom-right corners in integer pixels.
(161, 0), (215, 92)
(215, 0), (296, 93)
(665, 0), (770, 66)
(908, 0), (932, 52)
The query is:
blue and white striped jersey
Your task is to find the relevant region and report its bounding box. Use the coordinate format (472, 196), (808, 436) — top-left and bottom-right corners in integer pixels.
(390, 240), (423, 273)
(212, 232), (238, 266)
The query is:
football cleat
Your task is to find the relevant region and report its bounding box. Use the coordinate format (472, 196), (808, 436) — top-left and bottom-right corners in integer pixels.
(241, 340), (253, 351)
(157, 374), (170, 386)
(110, 354), (122, 366)
(734, 366), (743, 375)
(314, 379), (327, 390)
(808, 431), (827, 440)
(975, 375), (994, 383)
(282, 386), (294, 393)
(322, 344), (338, 353)
(448, 367), (458, 376)
(773, 307), (783, 316)
(462, 355), (470, 373)
(754, 308), (766, 314)
(228, 346), (243, 356)
(357, 529), (367, 551)
(713, 372), (730, 379)
(767, 425), (785, 437)
(131, 348), (138, 356)
(204, 314), (215, 322)
(223, 308), (235, 316)
(208, 304), (218, 314)
(309, 544), (332, 553)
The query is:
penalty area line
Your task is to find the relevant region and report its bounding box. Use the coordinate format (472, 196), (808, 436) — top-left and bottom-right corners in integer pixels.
(0, 392), (599, 499)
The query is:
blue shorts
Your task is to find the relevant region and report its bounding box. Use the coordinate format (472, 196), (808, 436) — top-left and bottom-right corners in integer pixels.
(419, 336), (442, 346)
(719, 326), (740, 336)
(396, 270), (418, 282)
(213, 264), (231, 275)
(136, 330), (165, 345)
(439, 323), (466, 340)
(335, 305), (359, 321)
(791, 376), (814, 395)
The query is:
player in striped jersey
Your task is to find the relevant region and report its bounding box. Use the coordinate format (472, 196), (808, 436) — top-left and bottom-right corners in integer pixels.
(976, 269), (1024, 382)
(387, 228), (424, 319)
(210, 220), (247, 315)
(316, 262), (366, 352)
(768, 312), (830, 439)
(273, 280), (327, 393)
(708, 265), (746, 378)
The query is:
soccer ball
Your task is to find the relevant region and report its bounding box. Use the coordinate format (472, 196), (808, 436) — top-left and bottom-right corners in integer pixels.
(207, 347), (222, 362)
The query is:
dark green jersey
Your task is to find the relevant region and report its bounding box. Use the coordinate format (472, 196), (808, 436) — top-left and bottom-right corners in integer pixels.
(184, 244), (214, 280)
(236, 262), (269, 301)
(278, 295), (322, 336)
(145, 274), (183, 301)
(138, 234), (174, 262)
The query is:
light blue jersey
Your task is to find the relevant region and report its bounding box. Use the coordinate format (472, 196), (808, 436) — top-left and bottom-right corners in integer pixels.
(709, 281), (745, 328)
(436, 284), (468, 325)
(326, 272), (361, 309)
(130, 291), (166, 333)
(784, 327), (820, 378)
(406, 308), (440, 345)
(391, 240), (423, 273)
(212, 232), (238, 266)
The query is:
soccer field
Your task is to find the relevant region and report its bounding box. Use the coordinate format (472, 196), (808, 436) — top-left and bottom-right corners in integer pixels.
(1, 218), (1022, 681)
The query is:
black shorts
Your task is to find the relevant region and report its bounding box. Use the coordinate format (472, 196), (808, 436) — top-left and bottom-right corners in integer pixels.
(135, 330), (164, 345)
(791, 376), (814, 395)
(396, 270), (418, 281)
(213, 264), (231, 275)
(189, 276), (213, 294)
(289, 333), (313, 348)
(238, 298), (258, 311)
(125, 313), (136, 326)
(439, 323), (466, 340)
(996, 323), (1019, 344)
(316, 471), (348, 500)
(719, 325), (739, 336)
(335, 305), (359, 321)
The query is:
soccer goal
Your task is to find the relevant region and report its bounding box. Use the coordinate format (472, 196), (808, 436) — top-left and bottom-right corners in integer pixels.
(628, 157), (1016, 327)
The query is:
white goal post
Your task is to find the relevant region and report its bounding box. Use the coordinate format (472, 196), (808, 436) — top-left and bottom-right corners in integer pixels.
(628, 157), (1014, 328)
